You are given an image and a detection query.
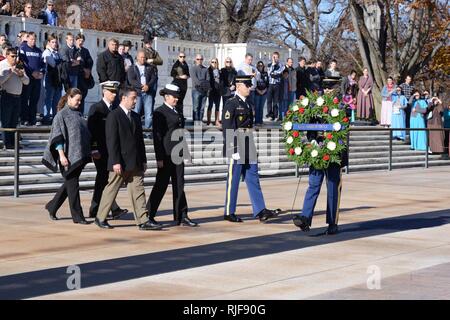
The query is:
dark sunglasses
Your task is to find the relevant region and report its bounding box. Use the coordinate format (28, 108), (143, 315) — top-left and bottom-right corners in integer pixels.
(179, 56), (186, 58)
(225, 61), (232, 63)
(196, 58), (203, 61)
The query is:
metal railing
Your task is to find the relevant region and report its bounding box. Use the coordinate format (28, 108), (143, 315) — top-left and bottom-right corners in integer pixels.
(1, 127), (450, 197)
(346, 127), (450, 173)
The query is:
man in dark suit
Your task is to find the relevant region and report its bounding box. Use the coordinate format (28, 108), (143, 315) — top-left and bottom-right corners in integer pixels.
(87, 81), (128, 219)
(146, 84), (198, 227)
(94, 86), (160, 230)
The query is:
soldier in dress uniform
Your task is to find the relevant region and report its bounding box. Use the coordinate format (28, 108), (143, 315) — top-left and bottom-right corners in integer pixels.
(222, 75), (280, 223)
(292, 107), (350, 235)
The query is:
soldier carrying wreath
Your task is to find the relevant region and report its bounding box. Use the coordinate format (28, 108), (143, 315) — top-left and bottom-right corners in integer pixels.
(283, 93), (350, 235)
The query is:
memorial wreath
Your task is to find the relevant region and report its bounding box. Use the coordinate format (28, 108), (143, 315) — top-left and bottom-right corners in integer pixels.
(282, 92), (349, 170)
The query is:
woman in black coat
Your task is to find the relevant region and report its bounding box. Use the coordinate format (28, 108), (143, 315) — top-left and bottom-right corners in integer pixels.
(219, 57), (237, 107)
(207, 58), (221, 126)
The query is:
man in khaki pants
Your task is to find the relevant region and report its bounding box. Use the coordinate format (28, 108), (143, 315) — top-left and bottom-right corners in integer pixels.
(94, 86), (161, 230)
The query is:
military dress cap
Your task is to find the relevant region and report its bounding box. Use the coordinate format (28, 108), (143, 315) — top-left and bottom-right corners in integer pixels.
(122, 40), (132, 47)
(100, 81), (120, 92)
(159, 83), (181, 98)
(142, 30), (155, 44)
(235, 75), (253, 86)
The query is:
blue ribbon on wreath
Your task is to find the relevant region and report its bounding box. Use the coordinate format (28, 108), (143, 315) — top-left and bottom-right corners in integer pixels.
(292, 124), (347, 131)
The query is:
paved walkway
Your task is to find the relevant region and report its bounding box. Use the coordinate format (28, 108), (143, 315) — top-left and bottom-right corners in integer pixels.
(0, 167), (449, 299)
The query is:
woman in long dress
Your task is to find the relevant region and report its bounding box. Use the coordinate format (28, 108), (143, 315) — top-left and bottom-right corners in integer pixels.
(380, 77), (395, 127)
(409, 90), (428, 151)
(391, 86), (407, 140)
(356, 68), (375, 121)
(427, 97), (445, 154)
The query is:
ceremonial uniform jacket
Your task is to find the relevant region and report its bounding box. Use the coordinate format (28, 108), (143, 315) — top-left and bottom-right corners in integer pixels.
(221, 95), (257, 163)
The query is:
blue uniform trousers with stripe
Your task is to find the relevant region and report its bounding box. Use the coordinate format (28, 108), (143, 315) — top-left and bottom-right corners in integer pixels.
(300, 164), (342, 226)
(224, 160), (266, 218)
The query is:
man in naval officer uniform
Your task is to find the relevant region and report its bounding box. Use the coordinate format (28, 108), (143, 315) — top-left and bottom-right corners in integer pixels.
(222, 75), (280, 223)
(87, 81), (128, 219)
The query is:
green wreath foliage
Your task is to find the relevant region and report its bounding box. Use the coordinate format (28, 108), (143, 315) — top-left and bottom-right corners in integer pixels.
(282, 91), (350, 170)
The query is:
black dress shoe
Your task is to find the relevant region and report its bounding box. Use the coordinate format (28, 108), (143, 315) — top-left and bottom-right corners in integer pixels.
(293, 215), (310, 232)
(256, 208), (280, 222)
(178, 216), (198, 227)
(326, 224), (339, 235)
(110, 208), (128, 220)
(149, 217), (162, 227)
(139, 220), (163, 231)
(75, 220), (90, 225)
(224, 214), (243, 223)
(45, 203), (58, 220)
(95, 218), (113, 229)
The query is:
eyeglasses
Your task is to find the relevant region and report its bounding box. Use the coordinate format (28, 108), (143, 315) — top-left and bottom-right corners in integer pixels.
(179, 56), (185, 58)
(211, 61), (217, 64)
(196, 58), (203, 61)
(225, 61), (232, 63)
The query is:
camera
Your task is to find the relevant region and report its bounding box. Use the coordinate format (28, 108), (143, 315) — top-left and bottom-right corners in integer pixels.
(15, 58), (24, 70)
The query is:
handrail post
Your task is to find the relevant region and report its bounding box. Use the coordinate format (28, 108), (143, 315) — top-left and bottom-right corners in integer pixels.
(295, 163), (299, 177)
(388, 129), (393, 171)
(346, 129), (350, 174)
(14, 130), (20, 198)
(425, 128), (429, 168)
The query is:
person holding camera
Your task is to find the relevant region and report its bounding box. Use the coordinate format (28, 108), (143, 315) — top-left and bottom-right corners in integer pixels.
(0, 47), (30, 150)
(266, 52), (284, 121)
(427, 96), (445, 154)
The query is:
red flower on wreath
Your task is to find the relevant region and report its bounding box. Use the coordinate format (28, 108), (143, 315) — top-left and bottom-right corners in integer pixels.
(299, 95), (305, 100)
(323, 154), (330, 161)
(326, 133), (333, 140)
(299, 108), (305, 114)
(343, 117), (349, 123)
(292, 131), (299, 138)
(289, 148), (295, 155)
(333, 97), (339, 104)
(323, 106), (329, 113)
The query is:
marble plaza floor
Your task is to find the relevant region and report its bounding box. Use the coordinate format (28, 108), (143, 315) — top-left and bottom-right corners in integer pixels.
(0, 167), (449, 300)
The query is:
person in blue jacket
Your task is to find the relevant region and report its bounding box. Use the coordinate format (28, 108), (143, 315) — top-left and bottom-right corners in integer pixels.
(19, 31), (45, 126)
